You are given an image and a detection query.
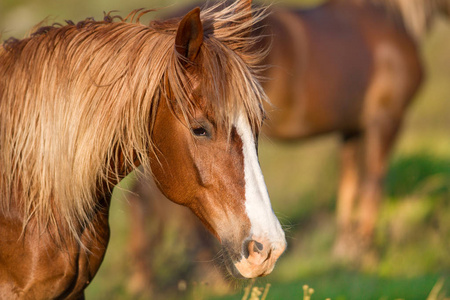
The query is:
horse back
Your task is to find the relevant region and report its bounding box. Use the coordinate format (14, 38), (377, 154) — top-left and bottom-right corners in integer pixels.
(263, 1), (422, 139)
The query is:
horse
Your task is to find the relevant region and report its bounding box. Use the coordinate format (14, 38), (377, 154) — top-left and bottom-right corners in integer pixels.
(0, 0), (287, 298)
(124, 0), (450, 293)
(259, 0), (448, 259)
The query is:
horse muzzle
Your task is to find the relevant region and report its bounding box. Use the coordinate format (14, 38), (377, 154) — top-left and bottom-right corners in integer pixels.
(225, 237), (286, 278)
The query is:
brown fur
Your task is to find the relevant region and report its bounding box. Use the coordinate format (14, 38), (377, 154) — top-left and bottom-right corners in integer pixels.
(0, 1), (283, 298)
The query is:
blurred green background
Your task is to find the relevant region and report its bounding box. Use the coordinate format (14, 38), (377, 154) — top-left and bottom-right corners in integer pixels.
(2, 0), (449, 299)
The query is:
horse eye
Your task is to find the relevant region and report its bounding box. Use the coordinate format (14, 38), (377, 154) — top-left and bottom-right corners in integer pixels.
(192, 127), (207, 137)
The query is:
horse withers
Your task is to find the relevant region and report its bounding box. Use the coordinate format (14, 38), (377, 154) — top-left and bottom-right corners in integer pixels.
(0, 1), (286, 298)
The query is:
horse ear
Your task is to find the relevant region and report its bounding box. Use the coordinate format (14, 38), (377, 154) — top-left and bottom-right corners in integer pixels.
(175, 7), (203, 62)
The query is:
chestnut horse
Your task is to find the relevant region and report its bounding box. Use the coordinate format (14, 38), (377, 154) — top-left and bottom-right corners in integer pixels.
(125, 0), (450, 293)
(0, 1), (286, 298)
(260, 0), (448, 258)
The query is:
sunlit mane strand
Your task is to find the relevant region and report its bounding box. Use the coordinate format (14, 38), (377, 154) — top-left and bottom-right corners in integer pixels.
(0, 1), (269, 244)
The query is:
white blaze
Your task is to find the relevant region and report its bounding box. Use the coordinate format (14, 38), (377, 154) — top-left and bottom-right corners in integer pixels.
(235, 115), (286, 246)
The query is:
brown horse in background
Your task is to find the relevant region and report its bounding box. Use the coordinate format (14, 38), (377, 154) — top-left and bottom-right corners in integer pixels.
(261, 0), (424, 257)
(126, 0), (449, 295)
(0, 1), (287, 298)
(260, 0), (448, 257)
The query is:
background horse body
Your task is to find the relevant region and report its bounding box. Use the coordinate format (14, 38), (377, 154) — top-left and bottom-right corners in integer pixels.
(262, 0), (424, 257)
(0, 1), (286, 298)
(262, 0), (448, 257)
(125, 0), (450, 295)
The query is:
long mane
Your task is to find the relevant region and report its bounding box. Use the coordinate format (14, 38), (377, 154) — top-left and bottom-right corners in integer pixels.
(0, 1), (268, 242)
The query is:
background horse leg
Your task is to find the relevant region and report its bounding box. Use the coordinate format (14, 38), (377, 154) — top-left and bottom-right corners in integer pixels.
(334, 132), (362, 259)
(128, 182), (156, 297)
(356, 115), (402, 256)
(345, 41), (422, 262)
(127, 175), (228, 298)
(333, 119), (401, 262)
(355, 37), (422, 260)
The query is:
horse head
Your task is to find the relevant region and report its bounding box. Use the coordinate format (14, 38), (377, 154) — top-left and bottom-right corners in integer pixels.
(148, 2), (286, 278)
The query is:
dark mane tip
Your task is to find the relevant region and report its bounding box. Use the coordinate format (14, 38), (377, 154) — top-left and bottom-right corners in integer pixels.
(2, 37), (20, 51)
(31, 23), (63, 37)
(103, 11), (123, 23)
(75, 17), (96, 29)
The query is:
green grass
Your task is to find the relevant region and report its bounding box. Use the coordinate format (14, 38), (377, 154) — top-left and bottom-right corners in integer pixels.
(213, 274), (450, 300)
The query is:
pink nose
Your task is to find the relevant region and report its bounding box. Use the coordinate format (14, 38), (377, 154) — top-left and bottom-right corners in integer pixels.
(234, 238), (286, 278)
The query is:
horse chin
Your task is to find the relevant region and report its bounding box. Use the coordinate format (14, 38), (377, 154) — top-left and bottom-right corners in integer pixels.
(232, 258), (276, 279)
(222, 249), (279, 279)
(223, 257), (276, 279)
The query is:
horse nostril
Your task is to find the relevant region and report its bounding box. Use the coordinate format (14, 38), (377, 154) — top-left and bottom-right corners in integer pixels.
(252, 240), (264, 253)
(245, 239), (269, 266)
(246, 240), (263, 256)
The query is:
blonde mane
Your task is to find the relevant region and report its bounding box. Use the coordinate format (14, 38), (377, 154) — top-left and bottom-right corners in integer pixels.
(0, 1), (268, 243)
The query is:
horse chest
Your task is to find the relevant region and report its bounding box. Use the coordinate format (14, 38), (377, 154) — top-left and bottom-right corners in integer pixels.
(0, 203), (110, 299)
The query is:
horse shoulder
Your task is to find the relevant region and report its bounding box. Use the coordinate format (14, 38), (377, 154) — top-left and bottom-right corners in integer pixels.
(0, 196), (110, 299)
